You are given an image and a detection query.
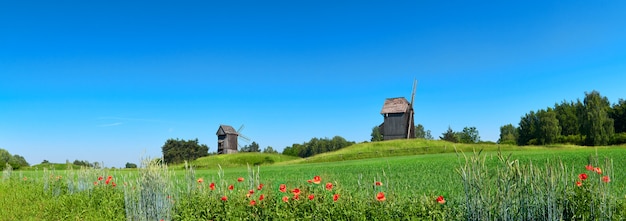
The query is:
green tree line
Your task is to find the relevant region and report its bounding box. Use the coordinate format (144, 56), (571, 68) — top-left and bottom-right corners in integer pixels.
(161, 138), (209, 164)
(0, 148), (29, 170)
(500, 91), (626, 146)
(282, 136), (355, 158)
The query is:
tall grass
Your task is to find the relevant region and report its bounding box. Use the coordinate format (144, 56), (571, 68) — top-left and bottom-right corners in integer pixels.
(123, 158), (174, 221)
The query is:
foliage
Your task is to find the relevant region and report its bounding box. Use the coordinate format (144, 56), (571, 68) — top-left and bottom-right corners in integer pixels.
(0, 149), (29, 170)
(161, 138), (209, 164)
(498, 124), (518, 144)
(440, 126), (458, 143)
(371, 126), (383, 142)
(125, 162), (138, 169)
(458, 126), (480, 144)
(554, 100), (580, 136)
(262, 146), (278, 154)
(536, 108), (561, 145)
(240, 141), (261, 152)
(282, 136), (355, 158)
(581, 91), (614, 146)
(73, 159), (94, 167)
(415, 124), (433, 140)
(610, 99), (626, 133)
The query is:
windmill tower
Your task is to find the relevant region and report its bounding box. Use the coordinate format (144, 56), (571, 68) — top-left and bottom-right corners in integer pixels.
(216, 124), (250, 154)
(379, 80), (417, 140)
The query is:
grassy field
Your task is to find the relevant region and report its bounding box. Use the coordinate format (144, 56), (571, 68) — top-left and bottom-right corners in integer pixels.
(4, 140), (626, 220)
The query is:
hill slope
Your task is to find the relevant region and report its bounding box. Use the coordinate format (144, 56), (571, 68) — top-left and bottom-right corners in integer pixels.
(182, 152), (300, 169)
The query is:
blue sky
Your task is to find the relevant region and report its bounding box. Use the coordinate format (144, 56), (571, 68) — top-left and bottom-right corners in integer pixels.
(2, 1), (626, 167)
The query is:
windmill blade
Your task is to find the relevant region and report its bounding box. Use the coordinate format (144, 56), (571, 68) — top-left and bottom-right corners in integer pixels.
(410, 79), (417, 106)
(239, 134), (251, 143)
(237, 124), (245, 133)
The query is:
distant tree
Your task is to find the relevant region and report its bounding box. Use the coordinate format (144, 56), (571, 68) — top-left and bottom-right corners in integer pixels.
(554, 101), (580, 136)
(498, 124), (518, 144)
(414, 124), (433, 140)
(610, 99), (626, 133)
(536, 108), (561, 145)
(581, 91), (614, 146)
(282, 136), (355, 158)
(440, 126), (458, 143)
(517, 111), (538, 145)
(240, 141), (261, 152)
(263, 146), (278, 154)
(459, 126), (480, 143)
(371, 126), (383, 142)
(73, 159), (93, 167)
(125, 162), (138, 169)
(162, 138), (209, 164)
(0, 149), (29, 170)
(41, 159), (50, 164)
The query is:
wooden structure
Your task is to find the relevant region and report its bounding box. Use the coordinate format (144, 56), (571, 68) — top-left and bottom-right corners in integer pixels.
(217, 125), (239, 154)
(378, 80), (417, 140)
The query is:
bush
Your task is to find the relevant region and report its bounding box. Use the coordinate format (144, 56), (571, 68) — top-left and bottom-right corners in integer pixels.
(610, 132), (626, 145)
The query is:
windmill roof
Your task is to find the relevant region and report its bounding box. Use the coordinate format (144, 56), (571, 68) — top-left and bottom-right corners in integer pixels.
(380, 97), (410, 114)
(217, 125), (238, 135)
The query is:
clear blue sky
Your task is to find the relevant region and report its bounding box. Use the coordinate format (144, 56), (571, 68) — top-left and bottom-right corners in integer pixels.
(2, 1), (625, 168)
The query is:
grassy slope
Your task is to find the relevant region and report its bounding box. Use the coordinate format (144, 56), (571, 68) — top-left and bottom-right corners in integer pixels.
(179, 152), (300, 169)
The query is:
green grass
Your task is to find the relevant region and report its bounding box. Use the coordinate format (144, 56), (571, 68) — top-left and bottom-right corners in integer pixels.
(176, 152), (300, 169)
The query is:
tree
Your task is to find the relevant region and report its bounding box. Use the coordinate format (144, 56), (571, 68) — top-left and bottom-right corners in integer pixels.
(459, 126), (480, 143)
(0, 149), (29, 170)
(125, 162), (138, 168)
(554, 101), (580, 136)
(262, 146), (278, 154)
(536, 108), (561, 145)
(581, 91), (614, 146)
(240, 141), (261, 152)
(41, 159), (50, 164)
(498, 124), (518, 144)
(162, 138), (209, 164)
(517, 111), (538, 145)
(371, 126), (383, 142)
(610, 99), (626, 133)
(282, 136), (355, 158)
(414, 124), (433, 140)
(439, 126), (458, 143)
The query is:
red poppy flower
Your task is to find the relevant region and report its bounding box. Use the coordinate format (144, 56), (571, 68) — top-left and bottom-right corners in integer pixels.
(376, 192), (386, 201)
(602, 175), (610, 183)
(325, 182), (333, 191)
(292, 188), (301, 195)
(112, 182), (117, 187)
(293, 194), (300, 200)
(579, 173), (588, 180)
(282, 196), (289, 202)
(209, 183), (215, 190)
(228, 185), (234, 190)
(197, 178), (203, 183)
(249, 189), (255, 195)
(595, 167), (602, 174)
(333, 194), (340, 202)
(436, 195), (446, 204)
(307, 179), (312, 184)
(221, 196), (228, 201)
(375, 181), (383, 186)
(98, 176), (103, 181)
(257, 183), (264, 190)
(237, 177), (244, 182)
(313, 175), (321, 184)
(249, 200), (256, 206)
(576, 181), (582, 187)
(279, 184), (286, 193)
(308, 194), (314, 200)
(259, 194), (265, 201)
(94, 181), (98, 185)
(585, 165), (594, 171)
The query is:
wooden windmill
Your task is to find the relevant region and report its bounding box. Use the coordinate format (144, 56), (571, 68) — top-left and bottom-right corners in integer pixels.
(379, 80), (417, 140)
(216, 124), (250, 154)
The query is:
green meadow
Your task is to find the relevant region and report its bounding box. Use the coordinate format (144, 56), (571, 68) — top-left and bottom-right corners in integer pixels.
(3, 139), (626, 220)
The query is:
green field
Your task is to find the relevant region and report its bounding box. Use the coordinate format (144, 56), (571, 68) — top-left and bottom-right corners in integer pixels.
(3, 140), (626, 220)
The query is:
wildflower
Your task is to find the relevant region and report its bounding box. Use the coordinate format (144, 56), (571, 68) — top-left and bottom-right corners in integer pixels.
(436, 195), (446, 204)
(333, 194), (340, 202)
(307, 179), (312, 184)
(257, 183), (264, 190)
(197, 178), (203, 183)
(313, 175), (321, 184)
(292, 188), (301, 195)
(376, 192), (386, 201)
(602, 176), (611, 183)
(98, 176), (103, 181)
(279, 184), (287, 193)
(249, 189), (255, 194)
(105, 176), (112, 185)
(576, 181), (582, 187)
(209, 182), (215, 190)
(282, 196), (289, 202)
(221, 196), (228, 201)
(325, 182), (333, 191)
(579, 173), (588, 181)
(94, 181), (98, 185)
(228, 185), (234, 191)
(237, 177), (244, 182)
(112, 182), (117, 187)
(250, 200), (256, 206)
(259, 194), (265, 201)
(585, 165), (594, 171)
(595, 167), (602, 174)
(293, 194), (300, 200)
(308, 194), (315, 200)
(375, 181), (383, 186)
